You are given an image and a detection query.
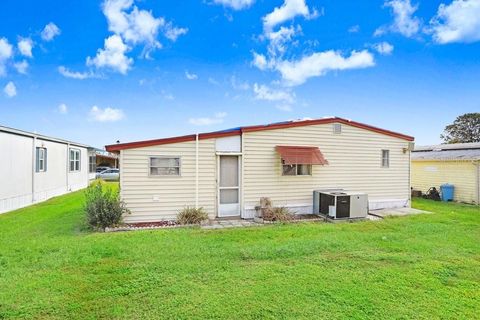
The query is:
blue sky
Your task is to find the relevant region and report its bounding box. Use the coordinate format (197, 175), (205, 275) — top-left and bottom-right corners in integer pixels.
(1, 0), (479, 147)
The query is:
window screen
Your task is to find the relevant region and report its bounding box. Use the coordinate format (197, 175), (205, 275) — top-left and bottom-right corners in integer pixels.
(282, 162), (311, 176)
(150, 157), (180, 176)
(381, 150), (390, 168)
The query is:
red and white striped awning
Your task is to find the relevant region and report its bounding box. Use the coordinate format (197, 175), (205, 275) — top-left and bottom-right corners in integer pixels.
(276, 146), (329, 165)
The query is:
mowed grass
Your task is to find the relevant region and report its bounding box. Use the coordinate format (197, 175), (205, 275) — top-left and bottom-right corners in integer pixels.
(0, 188), (479, 319)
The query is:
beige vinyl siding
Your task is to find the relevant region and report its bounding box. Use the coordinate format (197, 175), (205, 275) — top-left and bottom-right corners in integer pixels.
(412, 160), (479, 204)
(243, 123), (411, 210)
(121, 139), (216, 222)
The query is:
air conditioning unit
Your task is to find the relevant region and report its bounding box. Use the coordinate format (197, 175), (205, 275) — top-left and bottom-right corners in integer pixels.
(313, 189), (368, 219)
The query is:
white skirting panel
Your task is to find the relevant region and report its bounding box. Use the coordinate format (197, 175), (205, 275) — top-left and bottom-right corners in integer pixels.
(123, 213), (178, 223)
(0, 183), (88, 215)
(242, 199), (410, 219)
(0, 194), (33, 214)
(34, 186), (69, 203)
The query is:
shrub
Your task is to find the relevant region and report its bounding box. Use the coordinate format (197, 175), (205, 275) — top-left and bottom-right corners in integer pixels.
(85, 180), (130, 231)
(262, 206), (295, 222)
(177, 207), (208, 225)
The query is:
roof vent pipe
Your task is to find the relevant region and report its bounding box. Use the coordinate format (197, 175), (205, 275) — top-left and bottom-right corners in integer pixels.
(195, 133), (199, 208)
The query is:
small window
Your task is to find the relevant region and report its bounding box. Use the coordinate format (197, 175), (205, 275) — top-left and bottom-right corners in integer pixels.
(381, 150), (390, 168)
(89, 155), (96, 173)
(70, 149), (81, 172)
(36, 147), (47, 172)
(150, 157), (180, 176)
(333, 123), (342, 134)
(282, 162), (312, 176)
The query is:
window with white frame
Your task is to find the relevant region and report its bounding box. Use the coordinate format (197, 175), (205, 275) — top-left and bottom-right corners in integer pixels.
(70, 149), (81, 172)
(282, 161), (312, 176)
(150, 157), (180, 176)
(89, 155), (96, 173)
(36, 147), (47, 172)
(381, 150), (390, 168)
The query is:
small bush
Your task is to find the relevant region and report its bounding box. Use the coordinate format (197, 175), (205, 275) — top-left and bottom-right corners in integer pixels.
(177, 207), (208, 225)
(85, 181), (130, 231)
(262, 206), (294, 222)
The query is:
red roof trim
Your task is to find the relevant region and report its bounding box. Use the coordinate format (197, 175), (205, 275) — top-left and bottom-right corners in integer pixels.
(106, 130), (242, 152)
(105, 117), (414, 151)
(242, 118), (414, 141)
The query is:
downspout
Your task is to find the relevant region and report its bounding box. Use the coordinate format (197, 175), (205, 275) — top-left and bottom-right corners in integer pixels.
(476, 161), (480, 205)
(240, 130), (245, 218)
(408, 145), (411, 207)
(195, 133), (199, 208)
(66, 143), (70, 191)
(32, 135), (37, 202)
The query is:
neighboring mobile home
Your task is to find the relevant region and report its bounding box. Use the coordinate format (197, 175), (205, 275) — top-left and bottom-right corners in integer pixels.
(411, 143), (480, 204)
(106, 117), (415, 222)
(0, 125), (90, 214)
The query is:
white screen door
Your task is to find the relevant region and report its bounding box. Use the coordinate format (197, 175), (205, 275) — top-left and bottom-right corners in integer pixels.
(218, 156), (240, 217)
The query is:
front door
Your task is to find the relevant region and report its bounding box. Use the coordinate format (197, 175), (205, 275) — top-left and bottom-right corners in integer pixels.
(218, 155), (240, 217)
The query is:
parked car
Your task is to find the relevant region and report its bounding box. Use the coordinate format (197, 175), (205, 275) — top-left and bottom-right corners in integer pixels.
(96, 166), (111, 173)
(96, 168), (120, 181)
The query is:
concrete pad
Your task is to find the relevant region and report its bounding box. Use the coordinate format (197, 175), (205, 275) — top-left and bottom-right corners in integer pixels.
(369, 207), (430, 218)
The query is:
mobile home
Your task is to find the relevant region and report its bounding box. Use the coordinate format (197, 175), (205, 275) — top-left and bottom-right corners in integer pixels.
(106, 117), (415, 222)
(0, 125), (90, 214)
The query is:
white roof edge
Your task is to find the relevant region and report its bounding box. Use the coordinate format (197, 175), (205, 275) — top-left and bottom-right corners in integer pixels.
(414, 142), (480, 152)
(0, 125), (90, 148)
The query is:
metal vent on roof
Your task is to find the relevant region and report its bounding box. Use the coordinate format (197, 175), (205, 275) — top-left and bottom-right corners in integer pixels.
(333, 123), (342, 134)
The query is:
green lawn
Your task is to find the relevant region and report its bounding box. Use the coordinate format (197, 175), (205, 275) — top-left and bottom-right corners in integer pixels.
(0, 189), (479, 319)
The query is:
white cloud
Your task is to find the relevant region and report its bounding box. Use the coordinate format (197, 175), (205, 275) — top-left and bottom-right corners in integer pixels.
(429, 0), (480, 44)
(58, 103), (68, 114)
(263, 0), (318, 31)
(252, 52), (268, 70)
(266, 25), (301, 57)
(213, 0), (255, 10)
(41, 22), (61, 41)
(102, 0), (187, 52)
(18, 38), (34, 58)
(164, 23), (188, 41)
(373, 42), (394, 55)
(253, 83), (295, 103)
(208, 77), (220, 85)
(14, 60), (29, 74)
(58, 66), (96, 79)
(230, 75), (250, 90)
(103, 0), (161, 46)
(376, 0), (421, 37)
(3, 81), (17, 97)
(348, 25), (360, 33)
(163, 93), (175, 100)
(86, 0), (187, 71)
(119, 6), (163, 46)
(275, 50), (375, 86)
(0, 38), (13, 60)
(0, 38), (13, 76)
(185, 70), (198, 80)
(188, 112), (227, 126)
(276, 104), (293, 111)
(89, 105), (125, 122)
(86, 35), (133, 74)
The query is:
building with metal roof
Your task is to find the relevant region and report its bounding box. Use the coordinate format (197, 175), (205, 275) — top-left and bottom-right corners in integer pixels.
(411, 143), (480, 204)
